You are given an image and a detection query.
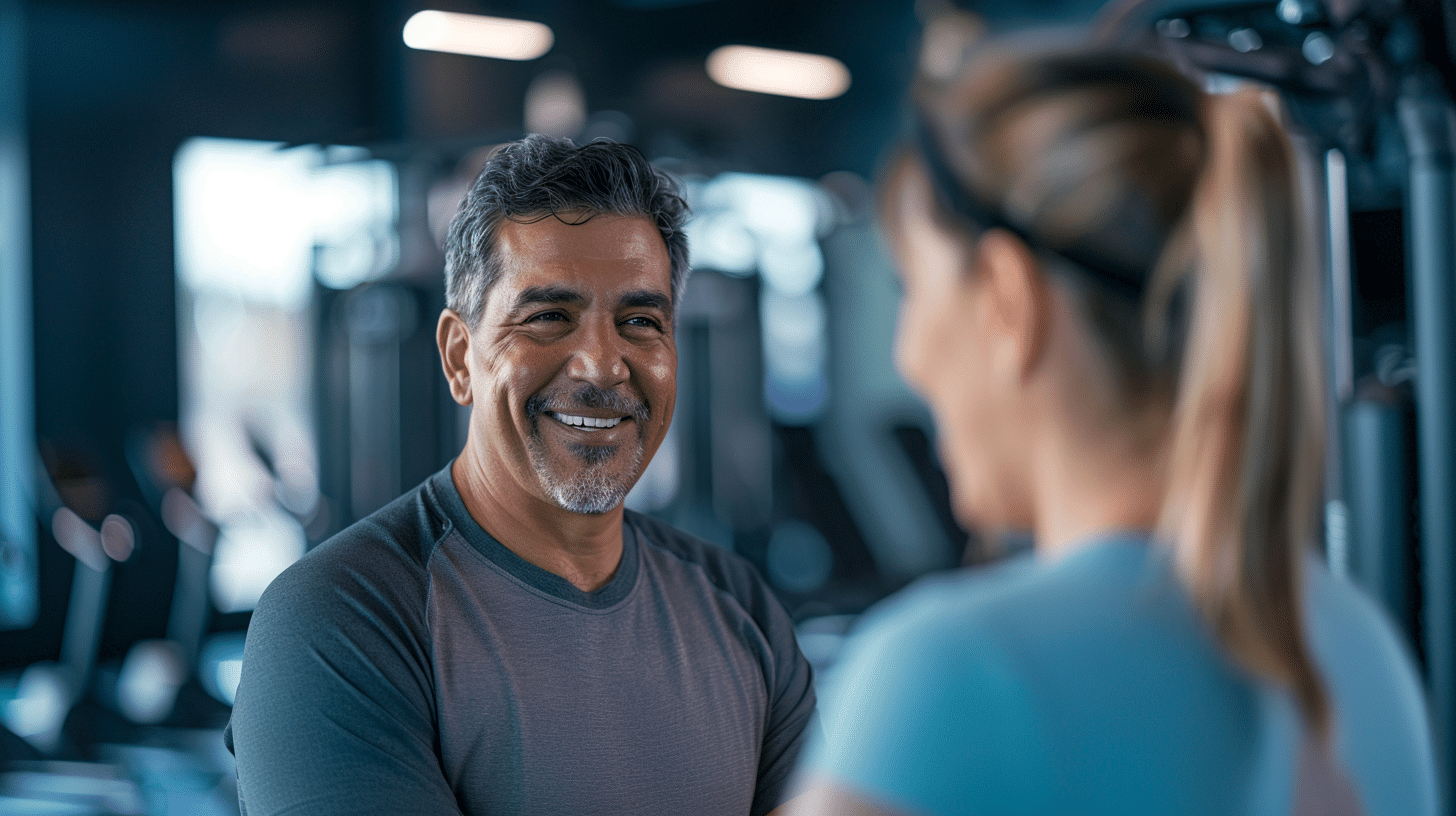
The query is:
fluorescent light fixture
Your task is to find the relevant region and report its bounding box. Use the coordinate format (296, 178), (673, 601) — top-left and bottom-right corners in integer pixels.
(403, 10), (553, 61)
(706, 45), (850, 100)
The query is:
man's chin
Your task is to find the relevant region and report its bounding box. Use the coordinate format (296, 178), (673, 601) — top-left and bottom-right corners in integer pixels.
(530, 449), (644, 516)
(543, 476), (634, 515)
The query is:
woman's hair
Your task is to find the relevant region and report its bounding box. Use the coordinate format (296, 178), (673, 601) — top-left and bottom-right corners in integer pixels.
(910, 44), (1330, 735)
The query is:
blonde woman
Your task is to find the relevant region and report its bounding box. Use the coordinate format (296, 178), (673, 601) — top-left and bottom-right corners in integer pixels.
(790, 42), (1436, 816)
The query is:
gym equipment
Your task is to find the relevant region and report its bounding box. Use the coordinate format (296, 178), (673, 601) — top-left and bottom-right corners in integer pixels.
(115, 424), (221, 725)
(3, 450), (131, 756)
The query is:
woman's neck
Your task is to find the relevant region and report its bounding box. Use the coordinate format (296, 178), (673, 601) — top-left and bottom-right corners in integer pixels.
(1029, 416), (1168, 562)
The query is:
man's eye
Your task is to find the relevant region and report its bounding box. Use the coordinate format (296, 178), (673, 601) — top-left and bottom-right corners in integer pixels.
(526, 311), (568, 324)
(622, 316), (663, 332)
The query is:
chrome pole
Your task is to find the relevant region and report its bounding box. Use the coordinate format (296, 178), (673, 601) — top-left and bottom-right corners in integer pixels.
(1398, 70), (1456, 800)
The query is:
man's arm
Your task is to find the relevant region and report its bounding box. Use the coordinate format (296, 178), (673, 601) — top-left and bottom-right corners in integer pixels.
(229, 548), (464, 816)
(747, 578), (818, 816)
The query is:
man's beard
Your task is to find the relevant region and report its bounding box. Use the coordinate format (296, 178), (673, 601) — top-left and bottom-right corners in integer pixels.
(525, 384), (650, 515)
(531, 441), (643, 515)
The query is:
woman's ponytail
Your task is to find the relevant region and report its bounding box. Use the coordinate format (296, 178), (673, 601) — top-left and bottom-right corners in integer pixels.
(1158, 88), (1330, 737)
(918, 44), (1332, 736)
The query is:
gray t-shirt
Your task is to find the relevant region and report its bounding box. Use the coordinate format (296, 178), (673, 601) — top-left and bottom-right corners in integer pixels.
(226, 466), (815, 816)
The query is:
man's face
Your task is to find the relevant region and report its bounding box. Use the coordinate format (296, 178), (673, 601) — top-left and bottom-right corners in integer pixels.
(463, 213), (676, 515)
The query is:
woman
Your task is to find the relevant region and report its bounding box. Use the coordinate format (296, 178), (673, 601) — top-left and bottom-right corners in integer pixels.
(789, 40), (1436, 816)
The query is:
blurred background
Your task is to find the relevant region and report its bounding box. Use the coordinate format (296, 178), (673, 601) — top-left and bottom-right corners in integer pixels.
(2, 0), (1456, 812)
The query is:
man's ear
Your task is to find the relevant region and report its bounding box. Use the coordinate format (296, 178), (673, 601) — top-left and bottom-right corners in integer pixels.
(975, 228), (1050, 382)
(437, 309), (474, 406)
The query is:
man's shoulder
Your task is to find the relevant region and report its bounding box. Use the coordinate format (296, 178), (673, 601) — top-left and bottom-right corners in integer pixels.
(256, 476), (451, 618)
(332, 477), (453, 561)
(625, 510), (785, 618)
(627, 511), (758, 581)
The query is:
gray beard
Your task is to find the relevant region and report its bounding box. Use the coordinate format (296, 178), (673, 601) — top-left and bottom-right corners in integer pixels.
(528, 439), (643, 515)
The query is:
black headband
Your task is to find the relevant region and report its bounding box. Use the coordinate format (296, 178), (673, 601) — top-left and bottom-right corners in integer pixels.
(913, 112), (1150, 301)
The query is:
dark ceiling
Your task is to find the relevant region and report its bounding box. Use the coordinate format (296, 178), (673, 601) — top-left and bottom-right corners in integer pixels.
(27, 0), (933, 178)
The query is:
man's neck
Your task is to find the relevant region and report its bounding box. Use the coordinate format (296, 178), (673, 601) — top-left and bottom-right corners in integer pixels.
(451, 453), (626, 592)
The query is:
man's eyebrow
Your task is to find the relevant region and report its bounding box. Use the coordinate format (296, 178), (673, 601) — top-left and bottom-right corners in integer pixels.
(511, 286), (585, 311)
(619, 290), (673, 320)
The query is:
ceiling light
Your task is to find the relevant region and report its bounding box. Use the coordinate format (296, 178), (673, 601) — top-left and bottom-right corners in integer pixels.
(706, 45), (850, 100)
(403, 10), (553, 61)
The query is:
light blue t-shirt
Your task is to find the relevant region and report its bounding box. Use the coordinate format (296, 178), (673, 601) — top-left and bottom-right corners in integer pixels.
(800, 535), (1436, 816)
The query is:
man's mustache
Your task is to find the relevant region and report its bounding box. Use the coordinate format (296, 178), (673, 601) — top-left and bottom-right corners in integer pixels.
(525, 384), (651, 429)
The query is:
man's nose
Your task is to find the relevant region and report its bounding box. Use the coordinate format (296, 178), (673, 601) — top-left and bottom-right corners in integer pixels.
(565, 316), (629, 387)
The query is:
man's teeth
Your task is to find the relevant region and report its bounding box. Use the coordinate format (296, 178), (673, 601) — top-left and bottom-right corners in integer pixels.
(550, 412), (624, 430)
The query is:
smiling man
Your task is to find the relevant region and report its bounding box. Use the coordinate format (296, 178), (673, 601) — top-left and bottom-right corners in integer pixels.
(226, 136), (815, 816)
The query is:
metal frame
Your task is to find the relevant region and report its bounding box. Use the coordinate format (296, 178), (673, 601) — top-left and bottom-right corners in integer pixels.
(0, 0), (37, 632)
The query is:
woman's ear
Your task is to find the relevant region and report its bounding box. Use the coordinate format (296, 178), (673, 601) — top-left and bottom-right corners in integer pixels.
(975, 228), (1050, 382)
(437, 309), (474, 406)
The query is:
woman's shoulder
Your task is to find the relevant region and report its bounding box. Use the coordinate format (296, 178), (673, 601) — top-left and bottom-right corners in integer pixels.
(804, 539), (1195, 814)
(857, 551), (1041, 638)
(1302, 557), (1418, 670)
(1301, 556), (1428, 722)
(1300, 559), (1438, 816)
(819, 548), (1060, 714)
(855, 536), (1179, 650)
(806, 556), (1054, 814)
(817, 539), (1168, 738)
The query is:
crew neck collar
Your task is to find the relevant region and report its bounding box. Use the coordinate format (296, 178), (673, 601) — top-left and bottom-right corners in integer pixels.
(1039, 529), (1159, 568)
(428, 465), (641, 610)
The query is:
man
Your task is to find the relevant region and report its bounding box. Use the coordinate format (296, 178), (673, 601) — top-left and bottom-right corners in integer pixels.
(226, 136), (816, 816)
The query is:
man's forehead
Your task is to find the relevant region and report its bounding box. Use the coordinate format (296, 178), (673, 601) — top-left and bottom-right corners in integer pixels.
(488, 213), (672, 307)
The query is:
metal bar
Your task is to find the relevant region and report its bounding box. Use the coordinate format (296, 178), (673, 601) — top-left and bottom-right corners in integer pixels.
(1323, 147), (1354, 576)
(347, 285), (405, 520)
(0, 0), (37, 631)
(1398, 74), (1456, 803)
(60, 559), (110, 691)
(1326, 149), (1355, 404)
(1344, 398), (1412, 632)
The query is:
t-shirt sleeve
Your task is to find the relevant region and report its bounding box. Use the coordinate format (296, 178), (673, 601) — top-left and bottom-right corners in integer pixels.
(747, 574), (818, 816)
(226, 543), (463, 816)
(795, 598), (1045, 816)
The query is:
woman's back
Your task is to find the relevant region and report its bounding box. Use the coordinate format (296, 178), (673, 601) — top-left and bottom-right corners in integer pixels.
(787, 38), (1437, 816)
(803, 537), (1435, 815)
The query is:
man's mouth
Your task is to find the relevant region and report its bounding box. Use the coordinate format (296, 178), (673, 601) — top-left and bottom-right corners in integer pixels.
(548, 412), (625, 431)
(527, 384), (649, 443)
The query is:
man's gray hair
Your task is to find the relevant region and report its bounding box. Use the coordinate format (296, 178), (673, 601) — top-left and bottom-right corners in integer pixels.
(444, 134), (691, 327)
